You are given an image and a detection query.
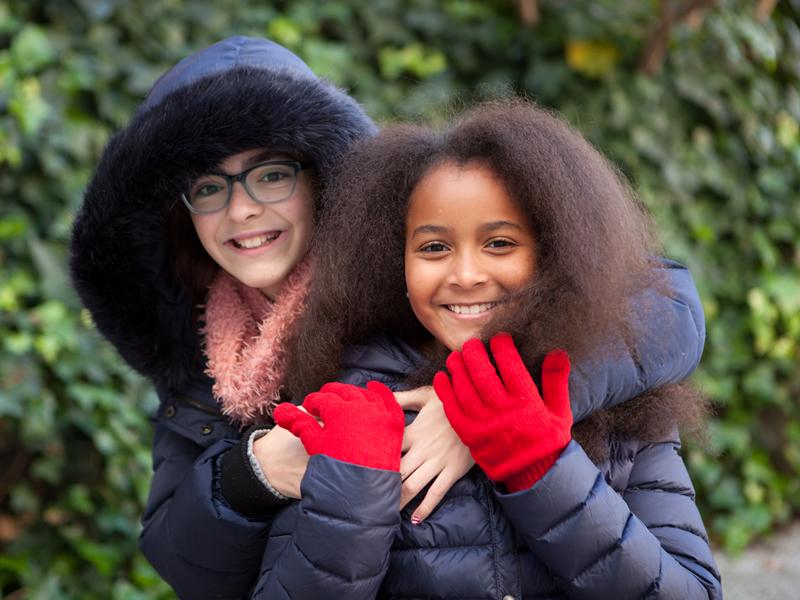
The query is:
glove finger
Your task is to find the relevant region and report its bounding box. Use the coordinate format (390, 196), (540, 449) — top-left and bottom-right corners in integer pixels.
(366, 381), (403, 419)
(303, 391), (342, 423)
(489, 333), (542, 404)
(433, 371), (470, 440)
(445, 351), (490, 419)
(460, 338), (507, 409)
(541, 349), (572, 422)
(273, 403), (323, 446)
(319, 381), (364, 405)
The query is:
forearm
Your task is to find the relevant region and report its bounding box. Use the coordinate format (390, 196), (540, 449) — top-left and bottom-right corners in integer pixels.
(251, 455), (400, 600)
(141, 429), (277, 599)
(496, 441), (721, 599)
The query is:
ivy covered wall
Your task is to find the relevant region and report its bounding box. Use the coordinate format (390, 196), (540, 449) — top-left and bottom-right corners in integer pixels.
(1, 1), (798, 597)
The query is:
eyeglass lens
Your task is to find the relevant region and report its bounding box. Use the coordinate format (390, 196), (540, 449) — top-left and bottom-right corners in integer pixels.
(187, 162), (298, 212)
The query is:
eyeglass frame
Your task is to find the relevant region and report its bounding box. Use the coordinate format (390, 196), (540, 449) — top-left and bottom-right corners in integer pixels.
(181, 159), (312, 214)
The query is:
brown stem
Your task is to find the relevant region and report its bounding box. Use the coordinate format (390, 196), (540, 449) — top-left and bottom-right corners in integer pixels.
(756, 0), (778, 22)
(638, 0), (718, 75)
(516, 0), (540, 28)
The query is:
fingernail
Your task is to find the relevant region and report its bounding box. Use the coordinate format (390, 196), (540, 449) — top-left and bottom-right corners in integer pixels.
(411, 514), (421, 525)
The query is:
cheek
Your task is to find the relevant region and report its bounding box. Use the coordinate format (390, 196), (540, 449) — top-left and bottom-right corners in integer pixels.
(287, 196), (315, 247)
(503, 254), (536, 290)
(190, 215), (219, 255)
(276, 197), (314, 251)
(404, 256), (434, 316)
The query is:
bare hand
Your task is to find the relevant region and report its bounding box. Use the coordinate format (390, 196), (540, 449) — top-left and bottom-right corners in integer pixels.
(253, 424), (309, 499)
(395, 385), (437, 411)
(399, 387), (474, 523)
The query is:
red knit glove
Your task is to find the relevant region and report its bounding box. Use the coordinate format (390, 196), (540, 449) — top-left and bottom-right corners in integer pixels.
(273, 381), (404, 472)
(433, 334), (573, 492)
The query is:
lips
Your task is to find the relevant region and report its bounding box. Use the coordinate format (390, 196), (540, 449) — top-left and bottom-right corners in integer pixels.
(228, 231), (281, 249)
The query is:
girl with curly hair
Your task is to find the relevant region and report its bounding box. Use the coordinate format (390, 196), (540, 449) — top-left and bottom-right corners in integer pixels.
(255, 99), (722, 599)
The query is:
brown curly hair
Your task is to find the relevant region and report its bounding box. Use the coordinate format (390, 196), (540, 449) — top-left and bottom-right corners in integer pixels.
(287, 98), (707, 451)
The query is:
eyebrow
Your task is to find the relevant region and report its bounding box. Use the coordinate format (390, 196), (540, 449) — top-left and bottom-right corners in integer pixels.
(212, 151), (288, 175)
(243, 150), (284, 169)
(410, 220), (525, 237)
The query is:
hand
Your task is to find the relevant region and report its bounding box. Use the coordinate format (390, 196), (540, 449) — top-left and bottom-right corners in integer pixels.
(253, 425), (309, 499)
(433, 334), (572, 492)
(399, 388), (474, 524)
(395, 385), (437, 411)
(273, 381), (405, 472)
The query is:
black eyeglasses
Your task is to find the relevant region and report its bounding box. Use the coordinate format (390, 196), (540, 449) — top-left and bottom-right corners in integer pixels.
(181, 160), (312, 214)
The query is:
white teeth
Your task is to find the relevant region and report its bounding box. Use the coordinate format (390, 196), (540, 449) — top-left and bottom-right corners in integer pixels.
(446, 303), (496, 315)
(233, 233), (279, 249)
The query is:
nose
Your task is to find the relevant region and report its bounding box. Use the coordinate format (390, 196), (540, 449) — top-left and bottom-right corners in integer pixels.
(226, 181), (263, 223)
(447, 249), (488, 289)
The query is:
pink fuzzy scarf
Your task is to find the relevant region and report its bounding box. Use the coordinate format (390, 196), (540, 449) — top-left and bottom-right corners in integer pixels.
(201, 258), (312, 426)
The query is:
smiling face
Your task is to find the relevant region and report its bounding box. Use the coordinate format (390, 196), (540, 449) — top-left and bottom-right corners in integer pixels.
(404, 161), (537, 351)
(190, 149), (314, 299)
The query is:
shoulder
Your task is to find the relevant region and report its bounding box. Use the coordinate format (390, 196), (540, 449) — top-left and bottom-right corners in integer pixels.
(338, 334), (425, 389)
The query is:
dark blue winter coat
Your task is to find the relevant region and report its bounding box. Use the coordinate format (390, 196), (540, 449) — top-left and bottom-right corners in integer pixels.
(69, 36), (714, 600)
(251, 335), (722, 599)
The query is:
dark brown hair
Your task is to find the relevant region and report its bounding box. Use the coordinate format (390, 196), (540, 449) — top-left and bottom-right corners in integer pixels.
(289, 99), (660, 389)
(287, 98), (708, 452)
(168, 204), (220, 308)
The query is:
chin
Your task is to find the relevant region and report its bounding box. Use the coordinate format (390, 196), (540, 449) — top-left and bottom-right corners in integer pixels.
(230, 272), (281, 294)
(445, 334), (475, 352)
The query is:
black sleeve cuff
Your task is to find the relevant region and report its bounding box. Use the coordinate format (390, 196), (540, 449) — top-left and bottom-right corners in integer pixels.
(219, 426), (292, 519)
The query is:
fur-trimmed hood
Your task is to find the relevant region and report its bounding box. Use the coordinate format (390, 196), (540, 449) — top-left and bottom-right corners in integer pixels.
(70, 37), (376, 392)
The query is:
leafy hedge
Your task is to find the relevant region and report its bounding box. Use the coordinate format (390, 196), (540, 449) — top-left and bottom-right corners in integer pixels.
(1, 0), (798, 596)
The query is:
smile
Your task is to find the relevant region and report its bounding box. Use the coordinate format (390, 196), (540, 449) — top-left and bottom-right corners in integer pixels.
(445, 302), (498, 315)
(230, 232), (281, 249)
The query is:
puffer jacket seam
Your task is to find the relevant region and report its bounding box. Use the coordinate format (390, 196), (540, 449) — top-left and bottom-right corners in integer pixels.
(637, 556), (663, 600)
(302, 505), (398, 530)
(273, 574), (290, 598)
(626, 485), (695, 496)
(668, 548), (715, 570)
(568, 512), (635, 585)
(485, 481), (503, 600)
(291, 536), (388, 582)
(538, 471), (604, 540)
(645, 523), (710, 543)
(630, 353), (646, 398)
(392, 543), (494, 552)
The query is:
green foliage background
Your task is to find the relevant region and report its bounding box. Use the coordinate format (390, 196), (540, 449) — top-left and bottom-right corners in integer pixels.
(1, 0), (798, 597)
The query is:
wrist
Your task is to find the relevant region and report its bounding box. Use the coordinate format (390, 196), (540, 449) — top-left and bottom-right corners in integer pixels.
(254, 426), (307, 499)
(247, 429), (291, 501)
(503, 447), (563, 493)
(219, 426), (293, 518)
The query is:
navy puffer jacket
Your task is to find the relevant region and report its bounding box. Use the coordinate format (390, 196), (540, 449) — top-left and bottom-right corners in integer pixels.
(251, 336), (722, 600)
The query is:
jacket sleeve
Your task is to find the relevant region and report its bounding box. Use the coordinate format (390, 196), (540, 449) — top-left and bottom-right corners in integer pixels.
(496, 439), (722, 599)
(250, 455), (400, 599)
(569, 258), (706, 421)
(139, 398), (277, 600)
